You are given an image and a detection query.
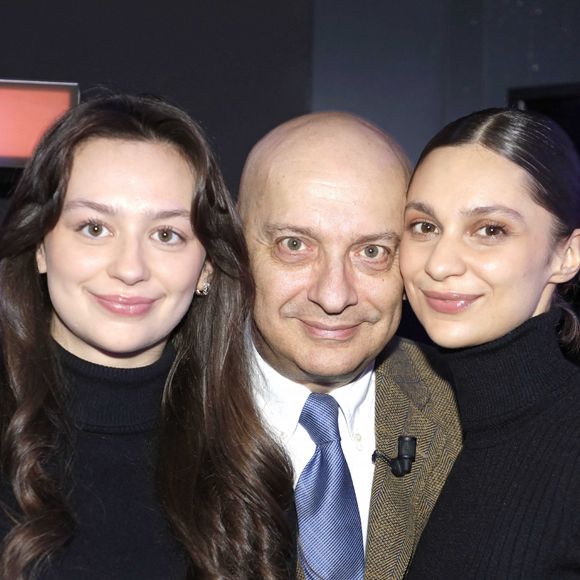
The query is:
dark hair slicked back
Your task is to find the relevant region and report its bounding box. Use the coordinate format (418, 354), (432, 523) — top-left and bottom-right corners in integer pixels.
(414, 107), (580, 353)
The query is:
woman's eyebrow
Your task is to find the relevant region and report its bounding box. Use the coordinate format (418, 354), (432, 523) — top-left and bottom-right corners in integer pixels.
(405, 201), (524, 223)
(405, 201), (436, 217)
(461, 205), (524, 222)
(62, 199), (191, 220)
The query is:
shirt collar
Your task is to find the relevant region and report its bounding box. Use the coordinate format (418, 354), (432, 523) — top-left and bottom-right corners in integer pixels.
(332, 363), (375, 437)
(252, 344), (375, 442)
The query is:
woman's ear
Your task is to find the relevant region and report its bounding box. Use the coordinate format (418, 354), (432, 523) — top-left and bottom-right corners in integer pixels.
(195, 260), (214, 296)
(36, 243), (47, 274)
(550, 229), (580, 284)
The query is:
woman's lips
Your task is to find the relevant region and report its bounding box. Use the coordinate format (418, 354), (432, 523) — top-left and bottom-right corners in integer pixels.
(421, 290), (481, 314)
(93, 294), (157, 316)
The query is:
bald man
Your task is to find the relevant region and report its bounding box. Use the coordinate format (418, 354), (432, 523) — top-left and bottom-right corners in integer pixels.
(239, 112), (461, 580)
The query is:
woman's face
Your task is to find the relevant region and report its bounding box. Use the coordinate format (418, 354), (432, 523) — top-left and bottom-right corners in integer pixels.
(36, 137), (209, 367)
(400, 143), (571, 348)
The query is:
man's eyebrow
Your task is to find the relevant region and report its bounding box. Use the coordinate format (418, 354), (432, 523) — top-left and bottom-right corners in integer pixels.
(263, 223), (317, 238)
(263, 223), (400, 244)
(353, 232), (401, 245)
(405, 201), (524, 222)
(62, 199), (191, 220)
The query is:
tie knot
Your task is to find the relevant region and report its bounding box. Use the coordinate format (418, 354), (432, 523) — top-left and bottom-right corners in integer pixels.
(299, 393), (341, 445)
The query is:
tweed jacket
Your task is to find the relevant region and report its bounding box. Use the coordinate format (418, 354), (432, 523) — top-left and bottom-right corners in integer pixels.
(295, 336), (461, 580)
(364, 336), (462, 580)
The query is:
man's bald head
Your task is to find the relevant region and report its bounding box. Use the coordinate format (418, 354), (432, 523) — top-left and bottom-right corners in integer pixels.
(239, 111), (410, 218)
(239, 111), (410, 391)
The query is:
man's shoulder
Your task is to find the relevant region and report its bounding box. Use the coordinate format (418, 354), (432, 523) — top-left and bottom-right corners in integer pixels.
(374, 335), (452, 393)
(373, 335), (459, 429)
(366, 337), (462, 580)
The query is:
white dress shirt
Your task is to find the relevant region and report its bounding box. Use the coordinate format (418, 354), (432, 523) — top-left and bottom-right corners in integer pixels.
(252, 347), (376, 549)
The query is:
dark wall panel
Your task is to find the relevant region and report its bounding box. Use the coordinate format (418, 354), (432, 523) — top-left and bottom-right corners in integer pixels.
(312, 0), (450, 164)
(0, 1), (312, 192)
(313, 0), (580, 163)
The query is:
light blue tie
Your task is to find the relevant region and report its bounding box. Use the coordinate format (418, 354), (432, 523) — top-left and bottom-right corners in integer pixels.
(295, 393), (365, 580)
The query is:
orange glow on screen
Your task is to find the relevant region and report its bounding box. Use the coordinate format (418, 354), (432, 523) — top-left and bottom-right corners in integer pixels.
(0, 86), (75, 163)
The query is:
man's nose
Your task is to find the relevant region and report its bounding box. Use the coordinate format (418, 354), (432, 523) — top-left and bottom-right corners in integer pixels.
(307, 254), (358, 314)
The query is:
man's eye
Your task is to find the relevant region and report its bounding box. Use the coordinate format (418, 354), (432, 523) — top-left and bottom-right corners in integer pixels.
(362, 245), (386, 259)
(281, 237), (304, 251)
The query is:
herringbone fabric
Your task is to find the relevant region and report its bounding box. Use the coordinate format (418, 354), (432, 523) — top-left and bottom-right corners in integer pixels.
(295, 393), (364, 580)
(364, 338), (462, 579)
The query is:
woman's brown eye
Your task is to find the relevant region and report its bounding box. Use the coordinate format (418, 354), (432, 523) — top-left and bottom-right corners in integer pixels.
(159, 229), (174, 242)
(80, 222), (108, 237)
(410, 221), (437, 235)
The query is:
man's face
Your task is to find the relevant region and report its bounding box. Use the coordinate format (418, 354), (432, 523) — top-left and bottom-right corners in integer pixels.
(243, 148), (406, 390)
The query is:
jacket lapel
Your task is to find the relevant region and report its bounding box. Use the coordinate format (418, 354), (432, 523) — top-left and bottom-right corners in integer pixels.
(364, 338), (462, 580)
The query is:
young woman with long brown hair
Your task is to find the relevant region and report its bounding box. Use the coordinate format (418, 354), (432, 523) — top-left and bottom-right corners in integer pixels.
(0, 93), (294, 579)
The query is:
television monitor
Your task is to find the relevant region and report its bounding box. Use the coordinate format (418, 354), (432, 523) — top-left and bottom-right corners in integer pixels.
(0, 79), (79, 169)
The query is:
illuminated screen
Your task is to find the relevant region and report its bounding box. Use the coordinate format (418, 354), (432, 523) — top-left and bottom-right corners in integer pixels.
(0, 80), (79, 168)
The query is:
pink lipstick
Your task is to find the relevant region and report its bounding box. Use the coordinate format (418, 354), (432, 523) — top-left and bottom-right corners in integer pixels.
(422, 290), (481, 314)
(94, 294), (156, 316)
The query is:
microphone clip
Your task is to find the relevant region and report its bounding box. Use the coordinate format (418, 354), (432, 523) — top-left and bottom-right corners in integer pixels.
(372, 435), (417, 477)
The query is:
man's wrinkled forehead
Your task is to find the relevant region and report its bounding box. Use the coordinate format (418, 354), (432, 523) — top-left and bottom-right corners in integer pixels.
(242, 163), (406, 259)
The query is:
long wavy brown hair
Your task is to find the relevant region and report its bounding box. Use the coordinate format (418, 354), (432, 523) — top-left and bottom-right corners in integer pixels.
(0, 94), (294, 579)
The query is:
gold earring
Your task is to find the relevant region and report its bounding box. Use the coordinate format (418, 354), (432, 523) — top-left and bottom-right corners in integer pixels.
(196, 282), (210, 296)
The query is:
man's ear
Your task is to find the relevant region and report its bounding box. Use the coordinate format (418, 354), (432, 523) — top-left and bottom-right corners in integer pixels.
(36, 243), (47, 274)
(550, 229), (580, 284)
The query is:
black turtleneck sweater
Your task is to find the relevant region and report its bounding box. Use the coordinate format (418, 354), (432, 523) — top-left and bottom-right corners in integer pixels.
(2, 345), (187, 579)
(407, 310), (580, 579)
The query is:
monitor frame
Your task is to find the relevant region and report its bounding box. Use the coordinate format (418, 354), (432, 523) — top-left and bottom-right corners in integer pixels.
(0, 78), (79, 168)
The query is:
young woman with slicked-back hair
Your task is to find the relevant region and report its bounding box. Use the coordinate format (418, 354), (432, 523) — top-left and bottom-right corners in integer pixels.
(401, 108), (580, 578)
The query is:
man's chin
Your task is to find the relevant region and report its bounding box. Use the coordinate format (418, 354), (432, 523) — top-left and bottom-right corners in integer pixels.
(254, 332), (375, 389)
(295, 357), (374, 391)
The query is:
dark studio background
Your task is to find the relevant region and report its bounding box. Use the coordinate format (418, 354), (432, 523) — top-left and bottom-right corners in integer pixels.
(0, 0), (313, 196)
(1, 0), (579, 338)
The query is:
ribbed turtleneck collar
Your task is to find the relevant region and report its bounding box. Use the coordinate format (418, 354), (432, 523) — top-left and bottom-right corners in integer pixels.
(441, 309), (578, 434)
(56, 344), (175, 433)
